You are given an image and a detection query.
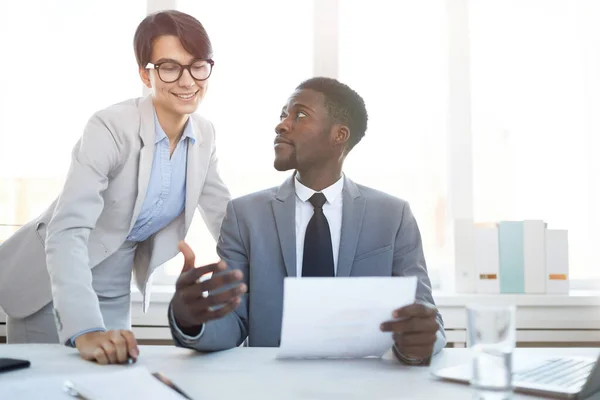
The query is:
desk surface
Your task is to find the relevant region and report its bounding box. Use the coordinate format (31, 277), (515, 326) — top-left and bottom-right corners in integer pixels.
(1, 345), (599, 399)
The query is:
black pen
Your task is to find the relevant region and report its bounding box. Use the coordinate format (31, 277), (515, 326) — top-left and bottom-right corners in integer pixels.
(152, 372), (193, 400)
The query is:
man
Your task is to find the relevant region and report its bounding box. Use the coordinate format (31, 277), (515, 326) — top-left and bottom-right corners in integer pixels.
(170, 77), (445, 364)
(0, 11), (230, 364)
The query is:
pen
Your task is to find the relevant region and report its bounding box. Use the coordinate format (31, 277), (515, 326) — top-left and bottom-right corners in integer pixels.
(152, 372), (193, 399)
(63, 380), (93, 400)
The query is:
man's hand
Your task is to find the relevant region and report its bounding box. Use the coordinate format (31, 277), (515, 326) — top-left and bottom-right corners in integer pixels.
(380, 302), (439, 362)
(75, 330), (139, 365)
(171, 241), (247, 333)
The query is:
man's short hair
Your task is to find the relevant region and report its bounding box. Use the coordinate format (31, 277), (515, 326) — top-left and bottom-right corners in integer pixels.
(133, 10), (212, 68)
(296, 77), (368, 153)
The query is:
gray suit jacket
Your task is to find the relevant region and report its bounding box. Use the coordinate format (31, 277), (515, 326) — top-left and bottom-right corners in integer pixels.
(171, 175), (445, 353)
(0, 95), (230, 343)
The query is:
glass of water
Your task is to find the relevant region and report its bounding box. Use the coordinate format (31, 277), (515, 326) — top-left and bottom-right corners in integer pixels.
(467, 304), (516, 400)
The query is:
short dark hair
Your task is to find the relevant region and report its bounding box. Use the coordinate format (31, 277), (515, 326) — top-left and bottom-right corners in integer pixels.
(296, 77), (368, 153)
(133, 10), (212, 68)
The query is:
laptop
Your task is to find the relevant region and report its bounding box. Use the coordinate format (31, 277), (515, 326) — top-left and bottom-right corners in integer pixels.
(432, 354), (600, 399)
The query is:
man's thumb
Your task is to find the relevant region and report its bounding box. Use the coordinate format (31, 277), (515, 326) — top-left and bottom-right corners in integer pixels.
(178, 241), (196, 274)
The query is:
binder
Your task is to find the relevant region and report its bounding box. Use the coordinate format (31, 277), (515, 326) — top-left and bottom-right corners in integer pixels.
(498, 221), (525, 293)
(474, 224), (500, 293)
(546, 229), (569, 294)
(523, 220), (546, 294)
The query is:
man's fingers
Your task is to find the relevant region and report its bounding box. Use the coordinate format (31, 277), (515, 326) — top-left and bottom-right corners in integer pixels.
(94, 347), (109, 365)
(120, 330), (139, 359)
(392, 302), (437, 319)
(394, 332), (437, 347)
(109, 331), (128, 363)
(204, 297), (241, 320)
(396, 345), (433, 360)
(380, 317), (439, 334)
(205, 284), (247, 307)
(176, 261), (226, 289)
(178, 241), (196, 274)
(198, 270), (244, 293)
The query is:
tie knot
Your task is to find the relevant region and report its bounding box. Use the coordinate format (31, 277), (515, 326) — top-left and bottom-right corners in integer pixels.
(309, 192), (327, 209)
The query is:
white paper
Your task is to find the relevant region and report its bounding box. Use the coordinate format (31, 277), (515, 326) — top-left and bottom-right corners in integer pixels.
(277, 276), (418, 359)
(0, 367), (185, 400)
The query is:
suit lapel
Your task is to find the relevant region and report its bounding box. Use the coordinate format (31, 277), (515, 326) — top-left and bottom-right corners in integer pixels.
(272, 176), (297, 277)
(128, 96), (155, 233)
(184, 120), (205, 232)
(336, 177), (366, 277)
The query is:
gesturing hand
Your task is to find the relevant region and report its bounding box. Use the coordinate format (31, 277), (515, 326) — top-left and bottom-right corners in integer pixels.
(171, 241), (246, 333)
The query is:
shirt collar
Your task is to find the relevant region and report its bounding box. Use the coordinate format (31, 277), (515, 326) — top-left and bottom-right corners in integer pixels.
(153, 106), (196, 144)
(294, 174), (344, 204)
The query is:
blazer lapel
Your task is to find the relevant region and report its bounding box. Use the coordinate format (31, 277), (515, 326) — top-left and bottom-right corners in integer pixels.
(184, 121), (205, 232)
(272, 175), (297, 277)
(128, 96), (155, 233)
(336, 177), (366, 277)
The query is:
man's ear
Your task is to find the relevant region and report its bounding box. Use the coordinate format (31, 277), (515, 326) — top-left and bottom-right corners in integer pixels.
(139, 67), (152, 88)
(333, 125), (350, 147)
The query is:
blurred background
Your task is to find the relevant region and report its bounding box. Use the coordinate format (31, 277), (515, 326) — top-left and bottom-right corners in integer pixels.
(0, 0), (598, 291)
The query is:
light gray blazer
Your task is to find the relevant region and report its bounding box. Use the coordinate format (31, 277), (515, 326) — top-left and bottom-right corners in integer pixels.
(171, 175), (446, 353)
(0, 95), (230, 343)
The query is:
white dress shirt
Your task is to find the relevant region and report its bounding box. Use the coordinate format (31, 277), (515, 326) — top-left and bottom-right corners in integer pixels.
(294, 175), (344, 277)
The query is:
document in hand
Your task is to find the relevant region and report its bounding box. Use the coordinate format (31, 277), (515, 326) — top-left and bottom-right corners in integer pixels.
(277, 276), (418, 359)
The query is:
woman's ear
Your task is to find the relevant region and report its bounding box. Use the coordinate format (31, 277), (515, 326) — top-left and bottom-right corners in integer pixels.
(139, 67), (152, 88)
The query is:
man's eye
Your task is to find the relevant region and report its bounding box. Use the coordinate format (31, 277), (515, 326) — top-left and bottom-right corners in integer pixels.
(279, 114), (287, 120)
(296, 112), (307, 119)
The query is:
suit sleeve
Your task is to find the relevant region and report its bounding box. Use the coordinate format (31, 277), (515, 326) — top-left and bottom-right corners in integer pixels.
(393, 202), (446, 354)
(170, 200), (249, 351)
(197, 123), (231, 240)
(45, 114), (121, 344)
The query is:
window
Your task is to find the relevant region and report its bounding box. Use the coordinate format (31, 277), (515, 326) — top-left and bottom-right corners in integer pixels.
(2, 0), (598, 290)
(0, 0), (145, 238)
(154, 0), (314, 282)
(469, 0), (600, 281)
(338, 0), (451, 282)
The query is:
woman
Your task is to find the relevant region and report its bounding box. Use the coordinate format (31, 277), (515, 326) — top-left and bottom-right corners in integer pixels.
(0, 10), (230, 364)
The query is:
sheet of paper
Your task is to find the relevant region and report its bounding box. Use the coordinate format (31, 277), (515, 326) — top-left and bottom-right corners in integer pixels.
(277, 276), (418, 359)
(0, 367), (186, 400)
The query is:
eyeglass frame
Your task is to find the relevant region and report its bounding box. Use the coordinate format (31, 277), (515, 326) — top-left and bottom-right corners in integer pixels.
(145, 59), (214, 83)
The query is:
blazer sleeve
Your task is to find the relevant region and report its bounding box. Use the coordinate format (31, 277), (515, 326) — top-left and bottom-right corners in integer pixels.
(170, 200), (249, 351)
(392, 202), (447, 354)
(45, 113), (122, 344)
(196, 123), (231, 241)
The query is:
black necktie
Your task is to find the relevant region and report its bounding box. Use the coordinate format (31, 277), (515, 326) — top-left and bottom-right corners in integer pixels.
(302, 193), (335, 277)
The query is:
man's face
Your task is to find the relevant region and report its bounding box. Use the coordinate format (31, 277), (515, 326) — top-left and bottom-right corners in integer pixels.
(274, 89), (338, 171)
(139, 35), (209, 117)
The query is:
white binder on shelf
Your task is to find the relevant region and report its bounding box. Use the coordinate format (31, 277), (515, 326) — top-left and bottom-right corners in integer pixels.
(523, 220), (547, 294)
(474, 224), (500, 294)
(545, 229), (569, 294)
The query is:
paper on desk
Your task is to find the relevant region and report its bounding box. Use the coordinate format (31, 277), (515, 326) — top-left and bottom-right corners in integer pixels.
(0, 367), (186, 400)
(277, 276), (418, 359)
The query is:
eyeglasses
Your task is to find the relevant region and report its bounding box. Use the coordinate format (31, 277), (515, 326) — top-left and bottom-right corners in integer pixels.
(146, 59), (214, 83)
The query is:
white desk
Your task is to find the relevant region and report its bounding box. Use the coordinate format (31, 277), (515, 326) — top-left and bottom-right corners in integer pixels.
(1, 345), (599, 399)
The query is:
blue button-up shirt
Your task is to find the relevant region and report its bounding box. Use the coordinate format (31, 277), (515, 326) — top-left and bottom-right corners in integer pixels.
(126, 109), (195, 242)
